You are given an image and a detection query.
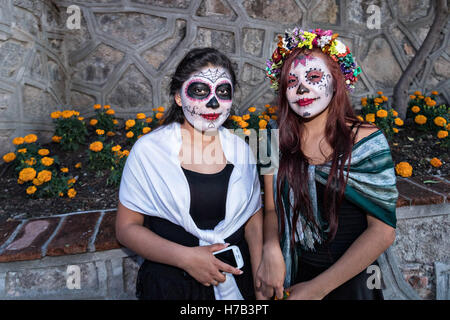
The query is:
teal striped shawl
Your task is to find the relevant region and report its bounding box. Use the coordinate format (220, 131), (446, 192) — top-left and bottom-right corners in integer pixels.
(273, 130), (398, 287)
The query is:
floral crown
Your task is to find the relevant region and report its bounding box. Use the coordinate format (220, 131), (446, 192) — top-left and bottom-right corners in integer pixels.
(266, 28), (362, 92)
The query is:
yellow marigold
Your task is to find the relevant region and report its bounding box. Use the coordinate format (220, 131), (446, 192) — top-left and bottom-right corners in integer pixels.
(360, 97), (367, 104)
(392, 110), (399, 117)
(96, 129), (105, 135)
(89, 141), (103, 152)
(37, 170), (52, 183)
(431, 91), (438, 95)
(59, 192), (64, 197)
(259, 119), (268, 129)
(414, 115), (427, 125)
(413, 91), (421, 96)
(248, 107), (256, 113)
(264, 104), (271, 108)
(75, 162), (82, 168)
(38, 149), (50, 156)
(113, 119), (118, 125)
(155, 112), (164, 120)
(382, 96), (388, 101)
(395, 162), (412, 177)
(105, 109), (115, 115)
(51, 111), (61, 119)
(126, 131), (134, 138)
(377, 91), (383, 95)
(24, 134), (37, 144)
(357, 115), (364, 121)
(146, 117), (153, 123)
(25, 157), (36, 166)
(41, 157), (54, 166)
(32, 178), (43, 186)
(60, 167), (69, 173)
(446, 124), (450, 131)
(121, 150), (130, 157)
(374, 97), (383, 104)
(18, 148), (27, 153)
(67, 178), (76, 185)
(26, 186), (37, 195)
(3, 152), (16, 163)
(157, 106), (165, 112)
(93, 104), (101, 110)
(242, 114), (250, 120)
(111, 145), (121, 152)
(13, 137), (24, 145)
(61, 110), (74, 118)
(90, 119), (98, 126)
(73, 111), (80, 116)
(142, 127), (151, 134)
(394, 118), (404, 126)
(125, 119), (136, 128)
(78, 117), (84, 121)
(426, 99), (436, 107)
(239, 121), (249, 128)
(409, 95), (416, 100)
(103, 105), (111, 110)
(361, 100), (367, 107)
(19, 167), (36, 182)
(365, 113), (375, 123)
(393, 128), (399, 133)
(437, 130), (448, 139)
(430, 157), (442, 168)
(376, 109), (388, 118)
(52, 136), (62, 143)
(136, 113), (146, 120)
(433, 116), (447, 127)
(68, 188), (77, 198)
(411, 106), (420, 113)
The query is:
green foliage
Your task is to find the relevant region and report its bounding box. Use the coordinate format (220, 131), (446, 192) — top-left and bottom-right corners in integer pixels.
(52, 110), (88, 151)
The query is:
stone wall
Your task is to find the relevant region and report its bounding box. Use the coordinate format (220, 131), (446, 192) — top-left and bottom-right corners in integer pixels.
(0, 0), (449, 157)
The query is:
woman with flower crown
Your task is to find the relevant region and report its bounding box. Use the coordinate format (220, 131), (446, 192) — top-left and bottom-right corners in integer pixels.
(255, 28), (398, 300)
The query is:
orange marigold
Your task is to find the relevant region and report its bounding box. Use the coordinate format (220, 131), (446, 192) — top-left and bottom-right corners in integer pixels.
(38, 149), (50, 156)
(37, 170), (52, 183)
(411, 106), (420, 113)
(41, 157), (54, 166)
(376, 109), (388, 118)
(24, 134), (38, 144)
(89, 141), (103, 152)
(395, 162), (412, 178)
(19, 167), (36, 182)
(3, 152), (16, 163)
(26, 186), (37, 195)
(433, 116), (447, 127)
(136, 113), (146, 120)
(437, 130), (448, 139)
(414, 115), (427, 125)
(12, 137), (24, 145)
(68, 188), (77, 198)
(430, 158), (442, 168)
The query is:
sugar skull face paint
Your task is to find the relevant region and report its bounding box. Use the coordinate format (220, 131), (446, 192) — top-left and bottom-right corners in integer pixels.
(180, 66), (233, 132)
(286, 54), (334, 118)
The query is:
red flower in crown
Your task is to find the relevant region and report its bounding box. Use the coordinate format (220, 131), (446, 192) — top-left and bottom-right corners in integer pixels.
(272, 47), (283, 63)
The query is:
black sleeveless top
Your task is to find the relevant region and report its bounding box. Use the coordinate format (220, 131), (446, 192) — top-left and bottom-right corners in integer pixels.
(136, 163), (255, 300)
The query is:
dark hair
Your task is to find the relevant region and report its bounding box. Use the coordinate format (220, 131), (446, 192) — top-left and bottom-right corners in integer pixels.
(162, 47), (237, 125)
(275, 47), (368, 247)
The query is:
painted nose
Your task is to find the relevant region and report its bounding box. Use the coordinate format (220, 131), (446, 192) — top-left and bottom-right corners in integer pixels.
(297, 83), (310, 95)
(206, 96), (220, 109)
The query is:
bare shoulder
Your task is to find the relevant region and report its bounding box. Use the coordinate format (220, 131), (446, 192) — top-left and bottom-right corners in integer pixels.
(352, 123), (380, 144)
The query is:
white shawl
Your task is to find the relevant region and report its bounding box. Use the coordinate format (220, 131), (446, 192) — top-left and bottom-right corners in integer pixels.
(119, 122), (262, 300)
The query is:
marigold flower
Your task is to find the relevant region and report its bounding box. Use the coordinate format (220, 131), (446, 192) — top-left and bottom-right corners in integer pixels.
(13, 137), (25, 145)
(61, 110), (74, 118)
(430, 158), (442, 168)
(24, 134), (37, 144)
(418, 95), (424, 99)
(414, 115), (427, 125)
(37, 170), (52, 183)
(146, 117), (153, 123)
(68, 188), (77, 198)
(60, 167), (69, 173)
(25, 157), (36, 166)
(38, 149), (50, 156)
(18, 148), (27, 153)
(126, 131), (134, 138)
(239, 121), (249, 128)
(157, 106), (165, 112)
(89, 141), (103, 152)
(268, 107), (276, 114)
(413, 91), (421, 96)
(242, 114), (250, 120)
(392, 110), (398, 117)
(125, 119), (136, 128)
(433, 116), (447, 127)
(271, 115), (278, 120)
(51, 111), (61, 119)
(409, 95), (416, 100)
(243, 128), (251, 136)
(446, 124), (450, 131)
(374, 97), (383, 104)
(78, 117), (84, 121)
(113, 119), (118, 125)
(137, 135), (143, 139)
(142, 127), (151, 134)
(136, 113), (146, 120)
(41, 157), (54, 166)
(376, 109), (388, 118)
(426, 99), (436, 107)
(59, 192), (64, 197)
(93, 104), (102, 110)
(3, 152), (16, 163)
(73, 111), (80, 116)
(26, 186), (37, 195)
(67, 178), (76, 185)
(32, 178), (43, 186)
(105, 109), (115, 115)
(393, 128), (399, 133)
(377, 91), (383, 95)
(111, 145), (121, 152)
(264, 115), (271, 121)
(96, 129), (105, 136)
(52, 135), (62, 143)
(259, 119), (268, 129)
(248, 107), (256, 113)
(357, 115), (364, 121)
(103, 105), (111, 110)
(17, 179), (24, 184)
(395, 162), (412, 178)
(90, 119), (98, 126)
(155, 112), (163, 120)
(75, 162), (82, 169)
(437, 130), (448, 139)
(411, 106), (420, 113)
(431, 91), (438, 95)
(365, 113), (375, 123)
(265, 104), (271, 108)
(107, 131), (115, 136)
(19, 167), (36, 182)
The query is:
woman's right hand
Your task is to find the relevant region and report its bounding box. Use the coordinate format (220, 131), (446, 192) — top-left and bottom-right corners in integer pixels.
(182, 243), (243, 287)
(255, 243), (286, 299)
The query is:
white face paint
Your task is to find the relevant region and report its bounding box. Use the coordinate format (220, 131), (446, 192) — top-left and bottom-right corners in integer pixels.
(180, 66), (233, 132)
(286, 54), (334, 118)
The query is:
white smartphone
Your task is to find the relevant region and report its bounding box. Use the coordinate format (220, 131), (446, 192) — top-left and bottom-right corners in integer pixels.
(213, 245), (244, 269)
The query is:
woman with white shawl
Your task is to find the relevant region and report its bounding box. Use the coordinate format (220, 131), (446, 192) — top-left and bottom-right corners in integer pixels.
(116, 48), (263, 300)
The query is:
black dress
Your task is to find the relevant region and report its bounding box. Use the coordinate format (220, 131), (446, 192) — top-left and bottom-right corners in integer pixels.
(136, 163), (255, 300)
(294, 182), (384, 300)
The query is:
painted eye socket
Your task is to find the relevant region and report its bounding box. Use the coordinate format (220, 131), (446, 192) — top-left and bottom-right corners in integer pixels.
(187, 82), (211, 99)
(306, 70), (324, 83)
(288, 74), (298, 87)
(215, 83), (232, 100)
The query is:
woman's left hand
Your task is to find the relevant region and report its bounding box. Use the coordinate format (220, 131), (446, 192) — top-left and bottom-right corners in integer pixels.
(285, 281), (327, 300)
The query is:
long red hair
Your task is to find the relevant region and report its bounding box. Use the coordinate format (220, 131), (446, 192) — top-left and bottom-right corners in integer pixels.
(275, 47), (362, 247)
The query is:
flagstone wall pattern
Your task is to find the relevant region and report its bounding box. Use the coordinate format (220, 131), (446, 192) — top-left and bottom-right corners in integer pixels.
(0, 0), (449, 158)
